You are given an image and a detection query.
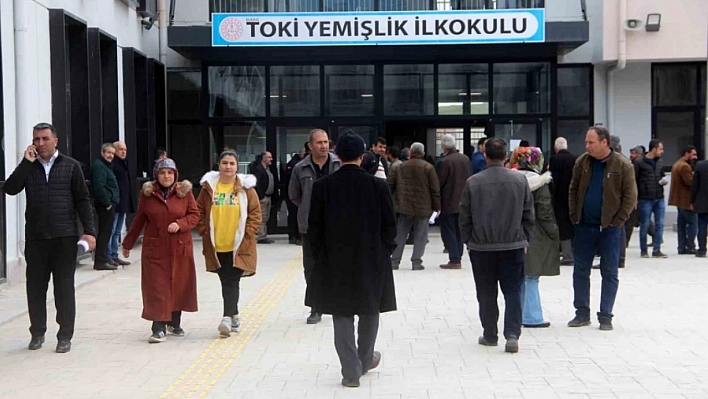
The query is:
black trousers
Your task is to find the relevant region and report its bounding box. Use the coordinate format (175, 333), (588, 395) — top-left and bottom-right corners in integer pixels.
(439, 213), (463, 263)
(286, 199), (300, 240)
(301, 234), (318, 312)
(25, 237), (78, 341)
(468, 248), (525, 342)
(94, 204), (115, 264)
(152, 311), (182, 334)
(333, 314), (380, 380)
(217, 252), (245, 317)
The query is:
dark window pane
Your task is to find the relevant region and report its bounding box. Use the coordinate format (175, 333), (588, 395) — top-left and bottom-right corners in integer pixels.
(655, 112), (695, 166)
(336, 126), (379, 148)
(701, 65), (706, 106)
(557, 67), (590, 117)
(269, 0), (318, 11)
(558, 119), (590, 156)
(453, 0), (487, 9)
(653, 64), (697, 106)
(494, 0), (544, 8)
(323, 0), (373, 11)
(270, 66), (321, 117)
(168, 70), (202, 120)
(168, 125), (209, 191)
(210, 0), (264, 12)
(384, 64), (434, 115)
(493, 62), (550, 114)
(325, 65), (375, 116)
(217, 123), (267, 173)
(380, 0), (430, 11)
(208, 66), (266, 118)
(438, 64), (489, 115)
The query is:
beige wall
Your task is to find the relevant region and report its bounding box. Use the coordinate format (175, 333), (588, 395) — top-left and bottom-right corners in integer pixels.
(603, 0), (708, 62)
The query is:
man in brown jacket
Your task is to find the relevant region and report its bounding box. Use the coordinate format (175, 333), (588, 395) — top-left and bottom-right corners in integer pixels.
(669, 145), (698, 254)
(389, 142), (441, 270)
(567, 126), (636, 332)
(436, 134), (470, 270)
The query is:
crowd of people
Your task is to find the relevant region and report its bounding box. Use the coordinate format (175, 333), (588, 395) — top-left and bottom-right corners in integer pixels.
(6, 122), (708, 389)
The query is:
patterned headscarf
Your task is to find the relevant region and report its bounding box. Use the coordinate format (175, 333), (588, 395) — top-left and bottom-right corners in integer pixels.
(512, 146), (544, 174)
(153, 158), (178, 198)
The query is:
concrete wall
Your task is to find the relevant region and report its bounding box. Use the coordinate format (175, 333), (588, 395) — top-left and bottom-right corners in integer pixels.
(1, 0), (163, 286)
(603, 0), (708, 62)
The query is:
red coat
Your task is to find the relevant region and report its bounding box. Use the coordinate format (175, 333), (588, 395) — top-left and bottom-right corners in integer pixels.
(123, 180), (200, 322)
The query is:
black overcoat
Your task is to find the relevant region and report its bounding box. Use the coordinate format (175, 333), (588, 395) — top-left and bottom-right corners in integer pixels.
(306, 164), (398, 316)
(549, 149), (577, 240)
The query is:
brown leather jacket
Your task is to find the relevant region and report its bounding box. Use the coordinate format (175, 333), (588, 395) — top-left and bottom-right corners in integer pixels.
(668, 159), (693, 209)
(569, 151), (637, 228)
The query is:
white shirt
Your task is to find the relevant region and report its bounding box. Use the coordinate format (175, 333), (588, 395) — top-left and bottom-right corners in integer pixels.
(38, 150), (59, 182)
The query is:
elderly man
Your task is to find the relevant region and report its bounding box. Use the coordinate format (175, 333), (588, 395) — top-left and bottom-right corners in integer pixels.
(459, 138), (534, 353)
(568, 126), (636, 331)
(3, 123), (96, 353)
(389, 142), (441, 271)
(289, 129), (342, 324)
(110, 141), (134, 267)
(91, 143), (120, 271)
(251, 151), (279, 244)
(549, 137), (577, 266)
(436, 134), (470, 269)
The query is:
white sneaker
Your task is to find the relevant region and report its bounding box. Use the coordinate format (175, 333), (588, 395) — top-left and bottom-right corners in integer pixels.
(231, 315), (240, 333)
(218, 317), (232, 338)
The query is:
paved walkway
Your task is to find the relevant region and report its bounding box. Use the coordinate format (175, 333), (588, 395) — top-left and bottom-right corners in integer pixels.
(1, 231), (708, 398)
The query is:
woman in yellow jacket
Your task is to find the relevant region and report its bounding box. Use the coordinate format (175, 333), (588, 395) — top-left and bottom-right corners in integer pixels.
(196, 150), (261, 337)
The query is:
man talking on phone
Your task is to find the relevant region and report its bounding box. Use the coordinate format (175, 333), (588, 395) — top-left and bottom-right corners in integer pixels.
(3, 122), (96, 353)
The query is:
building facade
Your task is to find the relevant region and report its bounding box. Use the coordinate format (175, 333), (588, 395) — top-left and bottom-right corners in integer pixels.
(0, 0), (168, 285)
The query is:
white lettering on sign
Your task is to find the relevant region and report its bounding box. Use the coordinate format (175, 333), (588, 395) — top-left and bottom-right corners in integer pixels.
(212, 10), (545, 47)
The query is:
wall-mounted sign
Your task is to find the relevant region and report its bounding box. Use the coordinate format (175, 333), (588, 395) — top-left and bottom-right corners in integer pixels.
(212, 9), (545, 47)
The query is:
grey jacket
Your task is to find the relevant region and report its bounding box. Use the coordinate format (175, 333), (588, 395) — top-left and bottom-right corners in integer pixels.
(459, 163), (535, 251)
(288, 153), (341, 234)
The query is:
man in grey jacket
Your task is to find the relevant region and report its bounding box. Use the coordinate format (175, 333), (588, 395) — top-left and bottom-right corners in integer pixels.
(289, 129), (342, 324)
(459, 138), (534, 353)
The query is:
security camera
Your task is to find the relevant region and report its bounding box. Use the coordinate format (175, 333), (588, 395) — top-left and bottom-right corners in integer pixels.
(624, 19), (644, 31)
(141, 14), (158, 30)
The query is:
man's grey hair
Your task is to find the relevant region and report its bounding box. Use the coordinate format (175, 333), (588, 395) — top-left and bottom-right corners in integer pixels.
(554, 137), (568, 151)
(308, 128), (327, 143)
(440, 134), (456, 151)
(631, 145), (644, 155)
(410, 142), (425, 157)
(101, 142), (115, 153)
(610, 135), (622, 153)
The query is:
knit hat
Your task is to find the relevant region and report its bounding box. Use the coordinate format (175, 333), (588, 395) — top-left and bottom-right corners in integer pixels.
(335, 132), (366, 162)
(153, 158), (178, 181)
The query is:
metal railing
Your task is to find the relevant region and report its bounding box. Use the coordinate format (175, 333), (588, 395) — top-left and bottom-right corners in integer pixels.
(0, 181), (6, 284)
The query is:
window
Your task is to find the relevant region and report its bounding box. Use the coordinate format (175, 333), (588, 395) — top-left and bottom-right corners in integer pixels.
(217, 123), (267, 173)
(209, 66), (266, 118)
(210, 0), (264, 13)
(168, 69), (202, 120)
(270, 66), (321, 117)
(557, 119), (590, 157)
(323, 0), (374, 11)
(325, 65), (375, 116)
(653, 64), (697, 106)
(558, 67), (590, 117)
(493, 62), (550, 114)
(380, 0), (430, 11)
(384, 64), (434, 115)
(269, 0), (318, 11)
(169, 125), (210, 189)
(655, 112), (695, 166)
(438, 64), (489, 115)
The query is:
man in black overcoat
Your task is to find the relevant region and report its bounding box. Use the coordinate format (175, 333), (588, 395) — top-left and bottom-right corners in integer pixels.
(306, 132), (397, 388)
(549, 137), (577, 266)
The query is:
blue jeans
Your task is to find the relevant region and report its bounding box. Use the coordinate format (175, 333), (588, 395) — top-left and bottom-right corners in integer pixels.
(573, 223), (621, 320)
(676, 207), (697, 253)
(439, 213), (462, 263)
(697, 213), (708, 255)
(108, 212), (126, 259)
(520, 276), (545, 325)
(639, 199), (665, 253)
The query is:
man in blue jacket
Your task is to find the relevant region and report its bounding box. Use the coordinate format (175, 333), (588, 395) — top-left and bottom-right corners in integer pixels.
(471, 137), (487, 175)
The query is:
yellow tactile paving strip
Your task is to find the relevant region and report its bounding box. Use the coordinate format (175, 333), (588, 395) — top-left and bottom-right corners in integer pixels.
(160, 255), (301, 398)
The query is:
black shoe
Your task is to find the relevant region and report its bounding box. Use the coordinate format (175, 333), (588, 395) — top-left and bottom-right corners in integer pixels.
(599, 317), (614, 331)
(696, 252), (707, 258)
(289, 237), (297, 244)
(257, 238), (275, 244)
(112, 258), (131, 266)
(341, 378), (360, 388)
(443, 248), (449, 254)
(560, 260), (574, 266)
(28, 335), (45, 350)
(680, 249), (696, 255)
(56, 340), (71, 353)
(392, 264), (399, 270)
(149, 331), (167, 343)
(567, 316), (591, 327)
(640, 251), (649, 258)
(505, 336), (519, 353)
(94, 263), (118, 271)
(652, 251), (668, 258)
(412, 265), (425, 271)
(523, 322), (551, 328)
(364, 351), (381, 374)
(306, 312), (322, 324)
(478, 336), (498, 346)
(166, 325), (185, 336)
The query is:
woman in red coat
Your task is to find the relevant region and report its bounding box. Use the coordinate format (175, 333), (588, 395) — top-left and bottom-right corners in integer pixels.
(122, 158), (200, 343)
